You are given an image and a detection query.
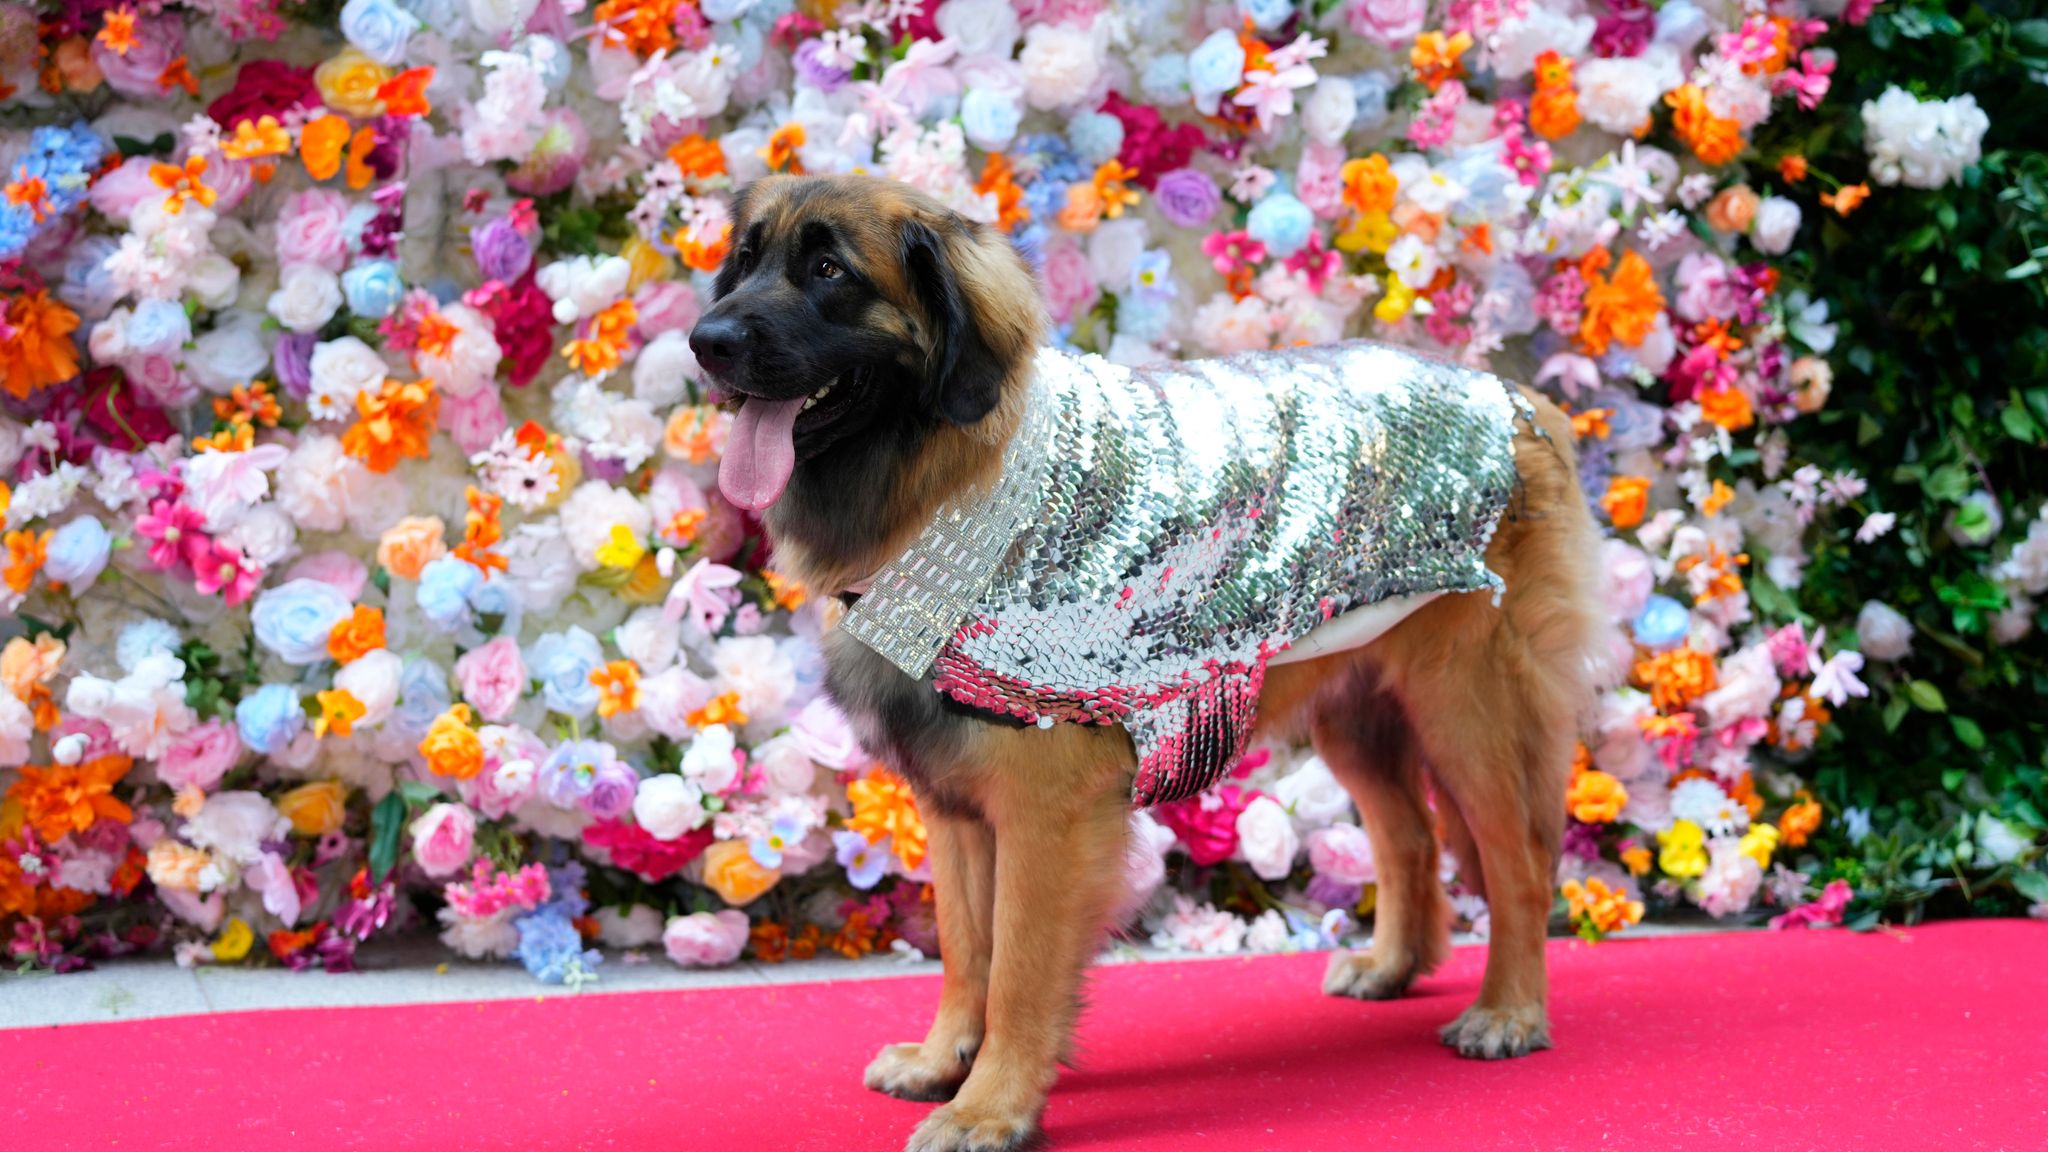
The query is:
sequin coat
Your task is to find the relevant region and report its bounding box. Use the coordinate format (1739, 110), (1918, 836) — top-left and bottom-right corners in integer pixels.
(842, 341), (1530, 805)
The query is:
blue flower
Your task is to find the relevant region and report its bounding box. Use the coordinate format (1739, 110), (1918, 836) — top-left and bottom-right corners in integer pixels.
(339, 0), (420, 66)
(527, 628), (604, 717)
(1118, 293), (1173, 342)
(0, 123), (103, 262)
(699, 0), (757, 21)
(1129, 249), (1176, 302)
(416, 556), (482, 634)
(513, 906), (602, 985)
(251, 579), (353, 665)
(237, 684), (307, 756)
(393, 657), (451, 740)
(961, 88), (1024, 151)
(1237, 0), (1292, 32)
(541, 739), (620, 808)
(1066, 112), (1125, 167)
(1633, 595), (1691, 649)
(1188, 29), (1247, 102)
(1246, 192), (1313, 260)
(749, 814), (807, 869)
(466, 574), (522, 637)
(1351, 73), (1393, 131)
(342, 260), (405, 319)
(1141, 54), (1190, 100)
(127, 298), (192, 357)
(834, 830), (890, 890)
(43, 516), (111, 587)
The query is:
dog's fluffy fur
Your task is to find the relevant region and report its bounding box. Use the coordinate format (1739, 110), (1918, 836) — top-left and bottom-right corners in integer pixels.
(692, 174), (1607, 1152)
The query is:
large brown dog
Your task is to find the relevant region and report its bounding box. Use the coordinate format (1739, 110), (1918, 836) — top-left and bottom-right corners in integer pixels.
(689, 173), (1606, 1152)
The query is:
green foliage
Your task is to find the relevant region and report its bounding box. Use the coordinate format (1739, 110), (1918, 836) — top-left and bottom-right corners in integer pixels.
(1755, 1), (2048, 917)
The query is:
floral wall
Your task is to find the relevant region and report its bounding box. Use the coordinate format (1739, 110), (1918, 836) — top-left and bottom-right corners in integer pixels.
(0, 0), (2040, 979)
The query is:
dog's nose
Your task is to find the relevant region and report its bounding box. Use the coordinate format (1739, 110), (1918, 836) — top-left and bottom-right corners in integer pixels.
(689, 315), (749, 377)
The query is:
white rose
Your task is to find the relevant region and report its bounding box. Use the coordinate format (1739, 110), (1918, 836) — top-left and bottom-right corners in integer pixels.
(749, 734), (817, 796)
(1235, 795), (1301, 881)
(1491, 8), (1596, 80)
(681, 723), (740, 792)
(185, 312), (271, 395)
(1087, 218), (1148, 294)
(711, 635), (794, 728)
(468, 0), (540, 37)
(335, 649), (403, 726)
(935, 0), (1020, 58)
(632, 773), (708, 841)
(1268, 754), (1353, 828)
(1576, 51), (1680, 136)
(594, 904), (666, 948)
(631, 330), (698, 407)
(0, 690), (33, 766)
(1856, 600), (1914, 662)
(187, 254), (242, 310)
(1751, 195), (1801, 256)
(184, 792), (289, 866)
(1018, 22), (1102, 112)
(309, 335), (391, 421)
(1301, 78), (1357, 146)
(266, 263), (344, 334)
(217, 503), (298, 568)
(557, 481), (654, 570)
(615, 606), (682, 673)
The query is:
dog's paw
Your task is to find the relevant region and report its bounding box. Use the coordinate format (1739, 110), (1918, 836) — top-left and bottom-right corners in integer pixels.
(866, 1042), (971, 1103)
(904, 1103), (1042, 1152)
(1322, 949), (1415, 1001)
(1439, 1004), (1552, 1060)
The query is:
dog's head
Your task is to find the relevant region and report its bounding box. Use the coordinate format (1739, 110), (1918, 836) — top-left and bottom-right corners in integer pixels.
(689, 174), (1043, 513)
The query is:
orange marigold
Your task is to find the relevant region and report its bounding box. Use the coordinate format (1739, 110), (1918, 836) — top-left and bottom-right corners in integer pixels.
(1666, 84), (1744, 166)
(1820, 182), (1870, 216)
(686, 690), (748, 730)
(975, 152), (1031, 234)
(327, 604), (386, 664)
(1600, 475), (1652, 529)
(759, 123), (806, 174)
(593, 0), (682, 56)
(1780, 795), (1823, 848)
(1578, 249), (1666, 356)
(1410, 30), (1473, 92)
(2, 290), (82, 399)
(315, 688), (365, 738)
(1699, 384), (1756, 431)
(343, 378), (440, 473)
(8, 754), (133, 843)
(1634, 647), (1719, 712)
(847, 768), (927, 872)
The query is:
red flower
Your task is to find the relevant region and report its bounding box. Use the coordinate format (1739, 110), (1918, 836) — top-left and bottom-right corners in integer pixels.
(581, 819), (715, 882)
(1102, 92), (1209, 190)
(205, 60), (319, 131)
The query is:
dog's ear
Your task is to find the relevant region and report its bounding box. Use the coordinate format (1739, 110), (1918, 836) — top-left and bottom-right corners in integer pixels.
(900, 216), (1042, 427)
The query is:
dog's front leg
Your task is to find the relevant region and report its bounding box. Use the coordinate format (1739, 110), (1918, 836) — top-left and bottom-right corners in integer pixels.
(868, 811), (995, 1101)
(907, 762), (1129, 1152)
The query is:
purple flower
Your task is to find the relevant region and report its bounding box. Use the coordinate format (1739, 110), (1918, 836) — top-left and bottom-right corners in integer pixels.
(471, 216), (533, 283)
(273, 332), (316, 398)
(792, 39), (851, 92)
(584, 760), (640, 821)
(834, 830), (891, 890)
(1152, 167), (1221, 229)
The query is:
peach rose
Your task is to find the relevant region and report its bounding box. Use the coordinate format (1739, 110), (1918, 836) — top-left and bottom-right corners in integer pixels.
(313, 48), (392, 119)
(52, 38), (104, 92)
(377, 516), (448, 581)
(0, 634), (64, 701)
(146, 840), (211, 893)
(276, 780), (350, 837)
(699, 839), (780, 906)
(1705, 185), (1760, 234)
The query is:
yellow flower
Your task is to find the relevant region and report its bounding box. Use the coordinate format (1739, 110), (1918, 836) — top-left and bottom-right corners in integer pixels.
(1657, 819), (1708, 879)
(1373, 275), (1416, 324)
(594, 524), (648, 570)
(212, 917), (254, 963)
(1566, 768), (1628, 824)
(700, 839), (780, 906)
(315, 48), (392, 118)
(1738, 822), (1780, 870)
(1336, 210), (1397, 255)
(1620, 845), (1653, 876)
(276, 780), (350, 837)
(314, 688), (366, 738)
(1561, 877), (1644, 937)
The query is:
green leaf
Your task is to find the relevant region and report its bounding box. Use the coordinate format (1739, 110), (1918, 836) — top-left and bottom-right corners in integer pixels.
(2013, 870), (2048, 905)
(1883, 695), (1910, 733)
(1906, 680), (1948, 713)
(1950, 715), (1987, 751)
(369, 791), (407, 882)
(398, 780), (443, 806)
(1942, 767), (1966, 792)
(2003, 395), (2042, 443)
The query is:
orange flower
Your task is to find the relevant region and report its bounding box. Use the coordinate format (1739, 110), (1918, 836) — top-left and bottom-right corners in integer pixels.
(1634, 647), (1719, 712)
(376, 67), (434, 118)
(1410, 30), (1473, 92)
(1699, 383), (1755, 431)
(343, 378), (440, 473)
(674, 222), (730, 273)
(1562, 877), (1643, 935)
(975, 152), (1031, 234)
(763, 570), (807, 611)
(1570, 407), (1612, 440)
(562, 298), (638, 377)
(593, 0), (682, 55)
(327, 605), (386, 664)
(590, 660), (642, 719)
(377, 515), (448, 580)
(3, 529), (48, 594)
(1820, 183), (1870, 216)
(421, 703), (484, 779)
(1529, 52), (1580, 140)
(1578, 249), (1666, 356)
(149, 154), (216, 215)
(1092, 160), (1141, 219)
(1340, 153), (1396, 216)
(700, 839), (781, 905)
(345, 124), (379, 191)
(0, 634), (64, 702)
(847, 768), (927, 871)
(1779, 795), (1822, 848)
(97, 6), (138, 55)
(221, 115), (291, 162)
(1532, 49), (1574, 91)
(1599, 475), (1652, 529)
(314, 688), (366, 738)
(7, 754), (133, 843)
(686, 691), (748, 730)
(1701, 478), (1737, 517)
(1057, 181), (1104, 233)
(759, 122), (806, 174)
(667, 134), (727, 180)
(300, 115), (352, 181)
(1705, 185), (1759, 233)
(158, 55), (198, 96)
(1567, 767), (1628, 824)
(1620, 845), (1653, 876)
(1778, 154), (1809, 184)
(2, 290), (82, 399)
(213, 381), (283, 429)
(414, 311), (461, 361)
(5, 169), (51, 223)
(455, 486), (508, 575)
(1666, 84), (1744, 166)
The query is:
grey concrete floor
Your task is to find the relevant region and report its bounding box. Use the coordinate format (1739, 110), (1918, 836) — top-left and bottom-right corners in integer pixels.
(0, 922), (1736, 1030)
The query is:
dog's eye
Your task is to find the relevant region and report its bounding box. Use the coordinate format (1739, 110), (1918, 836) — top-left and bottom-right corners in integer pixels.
(815, 256), (844, 281)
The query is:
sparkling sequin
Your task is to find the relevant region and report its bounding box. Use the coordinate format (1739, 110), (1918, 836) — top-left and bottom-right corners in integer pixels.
(842, 341), (1532, 805)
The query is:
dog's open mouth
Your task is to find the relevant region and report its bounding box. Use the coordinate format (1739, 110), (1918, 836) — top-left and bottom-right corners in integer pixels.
(716, 372), (865, 512)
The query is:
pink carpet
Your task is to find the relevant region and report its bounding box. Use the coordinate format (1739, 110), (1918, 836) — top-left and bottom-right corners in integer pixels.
(8, 920), (2044, 1151)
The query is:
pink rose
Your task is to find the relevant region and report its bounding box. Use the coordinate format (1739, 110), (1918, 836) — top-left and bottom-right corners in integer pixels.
(439, 386), (508, 455)
(1040, 239), (1099, 325)
(158, 720), (242, 792)
(455, 636), (528, 723)
(633, 280), (701, 340)
(1674, 252), (1741, 324)
(409, 802), (477, 878)
(1307, 824), (1376, 885)
(662, 909), (749, 967)
(1296, 141), (1347, 220)
(275, 190), (353, 272)
(127, 353), (197, 408)
(1347, 0), (1425, 46)
(458, 726), (545, 819)
(89, 157), (165, 222)
(1155, 785), (1251, 866)
(91, 13), (182, 98)
(1599, 539), (1655, 622)
(286, 550), (370, 601)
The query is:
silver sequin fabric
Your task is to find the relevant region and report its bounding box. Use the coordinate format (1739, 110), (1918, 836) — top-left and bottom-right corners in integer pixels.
(841, 340), (1531, 806)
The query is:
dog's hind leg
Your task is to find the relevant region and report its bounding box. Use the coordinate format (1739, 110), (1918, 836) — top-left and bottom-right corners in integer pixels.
(867, 811), (996, 1102)
(1314, 668), (1453, 1003)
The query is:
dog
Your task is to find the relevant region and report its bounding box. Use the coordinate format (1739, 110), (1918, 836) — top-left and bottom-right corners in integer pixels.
(688, 173), (1606, 1152)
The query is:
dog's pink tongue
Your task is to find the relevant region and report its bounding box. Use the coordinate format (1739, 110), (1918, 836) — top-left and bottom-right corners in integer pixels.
(719, 396), (807, 512)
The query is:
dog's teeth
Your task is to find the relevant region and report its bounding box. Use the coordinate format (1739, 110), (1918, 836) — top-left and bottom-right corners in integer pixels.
(802, 397), (817, 409)
(814, 385), (832, 399)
